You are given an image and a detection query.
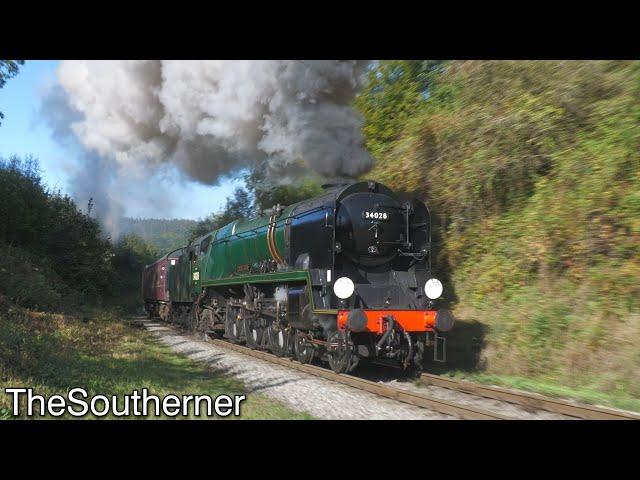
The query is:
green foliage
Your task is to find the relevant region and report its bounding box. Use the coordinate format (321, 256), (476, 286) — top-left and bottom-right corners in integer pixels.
(0, 304), (312, 419)
(110, 234), (159, 311)
(355, 60), (447, 158)
(0, 60), (24, 89)
(0, 60), (25, 125)
(120, 217), (196, 252)
(0, 156), (114, 304)
(113, 234), (158, 270)
(0, 156), (48, 246)
(0, 244), (81, 311)
(0, 155), (160, 312)
(358, 60), (640, 398)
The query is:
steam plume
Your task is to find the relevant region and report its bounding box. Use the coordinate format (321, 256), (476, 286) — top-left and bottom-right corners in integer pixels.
(42, 60), (374, 236)
(54, 60), (372, 181)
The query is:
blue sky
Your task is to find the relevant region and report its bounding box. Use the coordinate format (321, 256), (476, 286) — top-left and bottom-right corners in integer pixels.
(0, 60), (241, 220)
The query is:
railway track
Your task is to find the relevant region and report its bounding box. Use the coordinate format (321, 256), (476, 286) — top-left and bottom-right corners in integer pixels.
(208, 338), (508, 419)
(210, 338), (639, 420)
(137, 318), (639, 420)
(418, 373), (640, 420)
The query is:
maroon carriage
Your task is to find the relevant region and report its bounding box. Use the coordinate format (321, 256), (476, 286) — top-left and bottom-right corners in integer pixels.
(142, 255), (178, 320)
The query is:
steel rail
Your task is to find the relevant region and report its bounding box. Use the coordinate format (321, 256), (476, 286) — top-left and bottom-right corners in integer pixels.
(208, 338), (509, 420)
(419, 373), (640, 420)
(136, 318), (639, 420)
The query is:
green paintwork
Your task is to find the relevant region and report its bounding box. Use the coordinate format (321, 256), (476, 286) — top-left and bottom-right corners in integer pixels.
(191, 260), (200, 295)
(167, 251), (193, 303)
(190, 185), (348, 314)
(201, 270), (309, 287)
(201, 270), (337, 314)
(194, 203), (337, 312)
(198, 204), (297, 282)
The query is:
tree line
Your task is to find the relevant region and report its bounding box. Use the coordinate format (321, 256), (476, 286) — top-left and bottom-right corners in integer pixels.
(0, 156), (157, 311)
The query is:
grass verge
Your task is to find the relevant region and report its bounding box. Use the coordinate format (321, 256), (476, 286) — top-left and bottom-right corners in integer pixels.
(456, 373), (640, 413)
(0, 302), (312, 419)
(423, 316), (640, 413)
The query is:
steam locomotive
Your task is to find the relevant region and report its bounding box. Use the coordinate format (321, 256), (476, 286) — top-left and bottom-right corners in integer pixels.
(143, 181), (454, 374)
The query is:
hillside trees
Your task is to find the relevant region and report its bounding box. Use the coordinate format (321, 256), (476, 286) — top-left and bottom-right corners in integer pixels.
(0, 156), (114, 298)
(0, 155), (157, 311)
(355, 60), (447, 158)
(355, 60), (640, 395)
(119, 217), (196, 252)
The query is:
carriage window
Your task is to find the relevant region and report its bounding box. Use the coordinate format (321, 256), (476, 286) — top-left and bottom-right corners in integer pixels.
(200, 235), (212, 254)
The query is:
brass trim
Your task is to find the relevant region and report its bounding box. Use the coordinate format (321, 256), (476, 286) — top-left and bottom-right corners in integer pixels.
(270, 217), (285, 264)
(266, 215), (278, 263)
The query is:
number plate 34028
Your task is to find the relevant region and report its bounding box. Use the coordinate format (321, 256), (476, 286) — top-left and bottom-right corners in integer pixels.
(363, 211), (389, 221)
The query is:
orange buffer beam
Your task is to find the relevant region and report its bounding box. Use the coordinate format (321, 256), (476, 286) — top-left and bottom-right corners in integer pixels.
(337, 310), (437, 333)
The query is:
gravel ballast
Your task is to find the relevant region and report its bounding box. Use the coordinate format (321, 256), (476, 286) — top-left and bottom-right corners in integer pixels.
(143, 321), (573, 420)
(144, 322), (452, 420)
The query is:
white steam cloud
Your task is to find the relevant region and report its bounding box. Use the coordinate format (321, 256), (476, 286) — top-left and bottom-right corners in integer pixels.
(54, 60), (372, 182)
(42, 60), (374, 237)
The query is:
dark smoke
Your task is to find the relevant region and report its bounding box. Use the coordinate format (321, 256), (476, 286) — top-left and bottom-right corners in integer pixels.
(41, 60), (374, 237)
